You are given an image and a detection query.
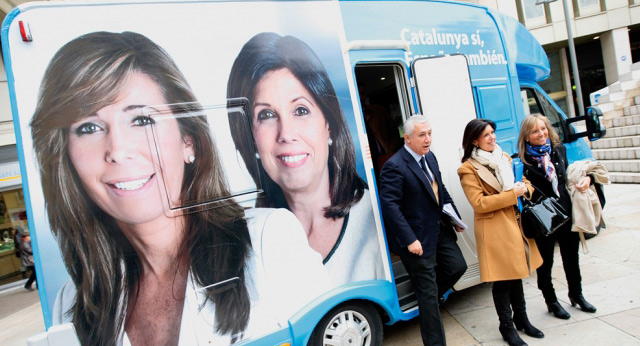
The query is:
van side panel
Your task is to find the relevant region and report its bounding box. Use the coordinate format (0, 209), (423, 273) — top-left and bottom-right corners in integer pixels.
(3, 3), (392, 344)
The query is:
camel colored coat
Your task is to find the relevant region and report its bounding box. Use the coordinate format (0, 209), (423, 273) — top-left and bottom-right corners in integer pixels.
(458, 158), (542, 282)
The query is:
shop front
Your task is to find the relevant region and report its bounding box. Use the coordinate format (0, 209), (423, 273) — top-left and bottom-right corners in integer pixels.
(0, 147), (28, 288)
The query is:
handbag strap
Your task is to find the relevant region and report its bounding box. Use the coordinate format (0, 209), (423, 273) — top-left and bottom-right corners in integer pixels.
(525, 182), (554, 205)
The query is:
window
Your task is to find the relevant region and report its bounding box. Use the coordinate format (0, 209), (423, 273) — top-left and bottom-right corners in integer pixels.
(524, 0), (544, 20)
(573, 0), (603, 17)
(579, 0), (599, 7)
(517, 0), (550, 27)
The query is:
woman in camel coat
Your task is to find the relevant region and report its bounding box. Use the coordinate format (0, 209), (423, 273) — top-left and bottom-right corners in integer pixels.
(458, 160), (542, 282)
(457, 119), (542, 346)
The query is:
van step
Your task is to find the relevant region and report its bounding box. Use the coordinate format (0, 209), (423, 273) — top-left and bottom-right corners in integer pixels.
(391, 255), (418, 310)
(399, 293), (418, 311)
(395, 273), (411, 285)
(392, 258), (407, 275)
(396, 276), (414, 299)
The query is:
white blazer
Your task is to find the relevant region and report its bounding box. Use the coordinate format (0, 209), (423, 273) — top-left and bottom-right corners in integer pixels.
(53, 208), (331, 346)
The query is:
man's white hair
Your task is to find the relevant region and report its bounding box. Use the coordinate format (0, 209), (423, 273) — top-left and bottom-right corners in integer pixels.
(403, 114), (431, 138)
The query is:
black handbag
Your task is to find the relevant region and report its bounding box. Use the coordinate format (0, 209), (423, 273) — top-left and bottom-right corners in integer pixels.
(520, 191), (569, 239)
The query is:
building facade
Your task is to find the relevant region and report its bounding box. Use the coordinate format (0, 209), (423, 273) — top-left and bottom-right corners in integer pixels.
(473, 0), (640, 117)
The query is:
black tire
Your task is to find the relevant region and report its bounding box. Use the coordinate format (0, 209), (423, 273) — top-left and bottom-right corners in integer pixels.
(309, 302), (383, 346)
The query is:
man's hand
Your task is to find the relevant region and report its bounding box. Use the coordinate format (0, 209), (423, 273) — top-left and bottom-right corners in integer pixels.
(408, 240), (423, 256)
(455, 225), (465, 232)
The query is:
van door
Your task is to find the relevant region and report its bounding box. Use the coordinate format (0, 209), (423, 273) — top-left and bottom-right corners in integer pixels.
(411, 55), (481, 290)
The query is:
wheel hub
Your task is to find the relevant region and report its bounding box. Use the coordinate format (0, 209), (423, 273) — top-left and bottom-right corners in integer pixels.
(336, 321), (362, 345)
(323, 310), (371, 346)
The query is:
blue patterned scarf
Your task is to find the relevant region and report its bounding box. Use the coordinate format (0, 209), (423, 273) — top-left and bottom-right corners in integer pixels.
(525, 139), (559, 196)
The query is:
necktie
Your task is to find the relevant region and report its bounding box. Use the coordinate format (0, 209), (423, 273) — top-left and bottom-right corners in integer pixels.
(420, 156), (433, 183)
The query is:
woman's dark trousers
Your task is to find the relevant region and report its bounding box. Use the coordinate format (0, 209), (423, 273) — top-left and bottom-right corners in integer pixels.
(493, 279), (539, 345)
(25, 265), (36, 289)
(493, 280), (530, 325)
(536, 223), (582, 303)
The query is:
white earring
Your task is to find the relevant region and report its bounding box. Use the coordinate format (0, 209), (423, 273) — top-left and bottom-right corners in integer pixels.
(255, 152), (261, 160)
(188, 155), (195, 163)
(328, 138), (333, 146)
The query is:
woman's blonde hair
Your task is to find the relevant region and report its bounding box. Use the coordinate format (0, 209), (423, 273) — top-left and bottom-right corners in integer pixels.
(517, 113), (561, 165)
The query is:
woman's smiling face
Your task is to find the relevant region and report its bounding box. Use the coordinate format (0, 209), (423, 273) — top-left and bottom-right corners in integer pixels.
(67, 72), (194, 227)
(526, 118), (549, 146)
(473, 124), (497, 152)
(252, 68), (331, 196)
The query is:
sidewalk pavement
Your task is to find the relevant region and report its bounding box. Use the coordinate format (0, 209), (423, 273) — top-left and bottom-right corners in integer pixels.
(384, 183), (640, 346)
(1, 184), (639, 346)
(0, 280), (44, 346)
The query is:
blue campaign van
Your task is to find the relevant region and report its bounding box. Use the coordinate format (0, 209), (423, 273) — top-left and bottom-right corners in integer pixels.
(2, 0), (603, 345)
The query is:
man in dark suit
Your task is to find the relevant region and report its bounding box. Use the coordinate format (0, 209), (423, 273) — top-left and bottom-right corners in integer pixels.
(380, 115), (466, 346)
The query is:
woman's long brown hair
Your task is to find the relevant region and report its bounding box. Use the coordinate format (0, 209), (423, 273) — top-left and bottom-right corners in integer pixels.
(31, 31), (251, 345)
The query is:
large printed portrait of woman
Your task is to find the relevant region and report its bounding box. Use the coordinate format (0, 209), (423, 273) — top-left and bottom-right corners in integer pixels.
(7, 1), (387, 345)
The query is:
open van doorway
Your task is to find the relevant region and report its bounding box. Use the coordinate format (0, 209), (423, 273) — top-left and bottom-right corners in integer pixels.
(354, 64), (408, 182)
(355, 64), (419, 311)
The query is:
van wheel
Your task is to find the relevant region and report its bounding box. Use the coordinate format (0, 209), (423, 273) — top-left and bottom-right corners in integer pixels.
(309, 303), (383, 346)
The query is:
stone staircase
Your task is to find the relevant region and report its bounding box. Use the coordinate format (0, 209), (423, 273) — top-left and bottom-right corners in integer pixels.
(589, 62), (640, 183)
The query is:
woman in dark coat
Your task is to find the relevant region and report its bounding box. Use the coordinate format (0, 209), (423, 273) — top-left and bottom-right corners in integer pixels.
(517, 114), (596, 320)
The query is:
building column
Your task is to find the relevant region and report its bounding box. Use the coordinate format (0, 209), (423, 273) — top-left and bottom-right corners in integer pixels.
(601, 27), (632, 85)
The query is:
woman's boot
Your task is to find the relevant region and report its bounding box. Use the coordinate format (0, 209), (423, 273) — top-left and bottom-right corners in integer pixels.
(512, 314), (544, 338)
(494, 281), (528, 346)
(499, 323), (527, 346)
(569, 294), (596, 313)
(510, 280), (544, 338)
(546, 301), (570, 319)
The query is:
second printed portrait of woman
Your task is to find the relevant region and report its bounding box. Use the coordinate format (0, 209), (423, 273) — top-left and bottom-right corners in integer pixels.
(227, 32), (385, 286)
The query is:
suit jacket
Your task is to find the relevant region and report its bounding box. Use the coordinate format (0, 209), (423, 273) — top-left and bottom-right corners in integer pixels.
(379, 147), (454, 258)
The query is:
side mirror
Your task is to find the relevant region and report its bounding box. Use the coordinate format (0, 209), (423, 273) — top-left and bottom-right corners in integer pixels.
(565, 106), (606, 142)
(585, 107), (606, 141)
